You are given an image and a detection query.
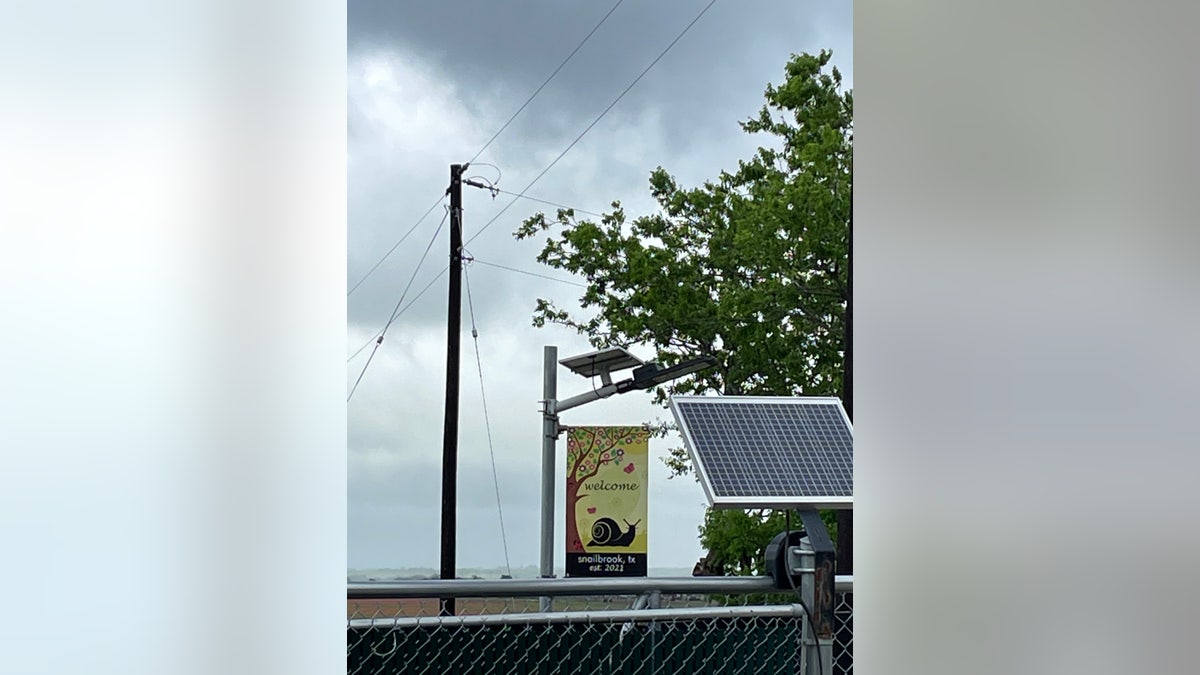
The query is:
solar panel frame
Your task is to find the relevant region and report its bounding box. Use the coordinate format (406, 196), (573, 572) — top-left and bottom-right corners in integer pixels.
(558, 347), (643, 378)
(669, 395), (854, 510)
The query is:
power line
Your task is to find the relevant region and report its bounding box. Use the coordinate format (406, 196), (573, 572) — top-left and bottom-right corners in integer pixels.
(346, 338), (382, 402)
(470, 257), (588, 288)
(348, 196), (444, 297)
(464, 181), (605, 219)
(347, 265), (450, 363)
(463, 265), (513, 578)
(349, 196), (590, 365)
(383, 206), (450, 331)
(349, 1), (624, 297)
(464, 0), (721, 248)
(348, 254), (584, 365)
(466, 163), (502, 188)
(346, 207), (449, 396)
(468, 0), (626, 164)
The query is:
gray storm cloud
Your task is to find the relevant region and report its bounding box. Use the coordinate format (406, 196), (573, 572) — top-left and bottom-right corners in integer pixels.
(347, 0), (851, 571)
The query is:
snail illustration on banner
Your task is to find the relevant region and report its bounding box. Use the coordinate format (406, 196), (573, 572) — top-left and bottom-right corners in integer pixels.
(587, 517), (641, 547)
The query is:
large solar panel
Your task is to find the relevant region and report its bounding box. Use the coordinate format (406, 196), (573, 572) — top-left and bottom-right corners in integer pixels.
(669, 396), (853, 509)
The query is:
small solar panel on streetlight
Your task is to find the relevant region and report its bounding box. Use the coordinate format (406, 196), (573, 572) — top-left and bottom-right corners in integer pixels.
(669, 396), (853, 510)
(559, 347), (643, 378)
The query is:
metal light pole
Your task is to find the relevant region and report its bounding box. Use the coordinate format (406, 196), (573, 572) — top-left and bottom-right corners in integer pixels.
(536, 346), (717, 612)
(539, 347), (557, 612)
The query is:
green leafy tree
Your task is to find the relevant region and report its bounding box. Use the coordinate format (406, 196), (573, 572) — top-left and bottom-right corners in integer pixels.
(699, 509), (787, 576)
(697, 509), (838, 577)
(515, 51), (851, 575)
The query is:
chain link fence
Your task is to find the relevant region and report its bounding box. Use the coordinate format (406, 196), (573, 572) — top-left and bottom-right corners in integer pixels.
(833, 592), (853, 675)
(348, 583), (852, 674)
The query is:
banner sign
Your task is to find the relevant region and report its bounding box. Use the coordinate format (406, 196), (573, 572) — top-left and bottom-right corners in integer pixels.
(565, 426), (649, 577)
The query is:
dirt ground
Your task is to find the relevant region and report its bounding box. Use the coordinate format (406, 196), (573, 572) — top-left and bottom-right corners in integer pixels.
(348, 597), (546, 618)
(347, 596), (651, 619)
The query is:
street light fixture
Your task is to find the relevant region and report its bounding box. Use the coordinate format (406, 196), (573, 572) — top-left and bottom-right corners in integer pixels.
(538, 345), (717, 611)
(621, 357), (719, 392)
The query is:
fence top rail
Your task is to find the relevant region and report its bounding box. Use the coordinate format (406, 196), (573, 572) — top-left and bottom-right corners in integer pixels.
(348, 603), (807, 630)
(347, 575), (852, 599)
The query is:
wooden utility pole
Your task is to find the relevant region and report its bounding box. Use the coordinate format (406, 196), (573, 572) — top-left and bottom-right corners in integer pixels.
(440, 163), (466, 616)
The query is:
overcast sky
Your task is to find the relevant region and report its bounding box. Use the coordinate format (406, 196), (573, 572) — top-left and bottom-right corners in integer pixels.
(346, 0), (852, 573)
